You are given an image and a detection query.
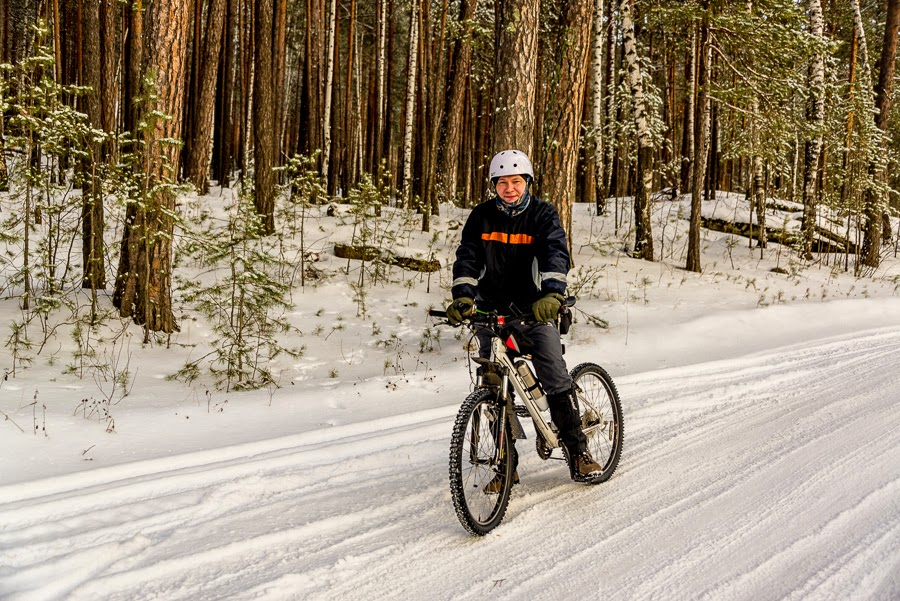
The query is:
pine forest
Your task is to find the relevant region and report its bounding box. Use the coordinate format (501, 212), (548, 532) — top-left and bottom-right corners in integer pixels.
(1, 0), (900, 388)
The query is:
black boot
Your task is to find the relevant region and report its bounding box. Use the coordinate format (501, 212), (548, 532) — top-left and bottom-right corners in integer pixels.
(547, 388), (601, 482)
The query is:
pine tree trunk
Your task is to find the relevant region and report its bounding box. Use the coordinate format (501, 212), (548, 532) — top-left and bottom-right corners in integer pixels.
(543, 0), (594, 242)
(342, 0), (357, 194)
(273, 0), (287, 160)
(491, 0), (538, 154)
(862, 0), (900, 266)
(214, 0), (238, 186)
(801, 0), (825, 260)
(439, 0), (477, 205)
(305, 0), (323, 158)
(426, 0), (449, 217)
(254, 0), (276, 233)
(114, 0), (190, 335)
(186, 0), (226, 194)
(80, 0), (106, 289)
(123, 0), (143, 136)
(679, 28), (695, 196)
(687, 11), (710, 273)
(100, 0), (116, 144)
(620, 0), (654, 261)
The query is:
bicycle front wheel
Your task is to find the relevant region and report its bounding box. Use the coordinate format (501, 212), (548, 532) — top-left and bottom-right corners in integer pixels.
(448, 388), (514, 535)
(571, 363), (623, 483)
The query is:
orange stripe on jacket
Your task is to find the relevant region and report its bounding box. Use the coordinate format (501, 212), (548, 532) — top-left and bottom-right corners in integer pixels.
(481, 232), (534, 244)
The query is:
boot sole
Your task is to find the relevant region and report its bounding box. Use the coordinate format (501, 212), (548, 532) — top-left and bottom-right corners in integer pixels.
(572, 470), (603, 485)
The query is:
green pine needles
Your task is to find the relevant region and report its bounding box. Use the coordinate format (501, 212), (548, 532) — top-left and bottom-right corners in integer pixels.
(174, 185), (303, 392)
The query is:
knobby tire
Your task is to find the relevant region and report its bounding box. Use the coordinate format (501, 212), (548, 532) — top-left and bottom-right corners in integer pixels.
(448, 388), (514, 535)
(571, 362), (624, 483)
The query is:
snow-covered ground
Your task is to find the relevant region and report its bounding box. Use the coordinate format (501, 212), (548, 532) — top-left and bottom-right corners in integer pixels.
(2, 193), (900, 600)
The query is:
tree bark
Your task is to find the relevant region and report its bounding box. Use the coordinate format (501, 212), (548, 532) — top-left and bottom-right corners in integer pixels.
(123, 0), (143, 136)
(591, 0), (606, 213)
(321, 0), (337, 189)
(679, 27), (695, 196)
(439, 0), (477, 205)
(254, 0), (277, 233)
(402, 0), (419, 207)
(491, 0), (539, 155)
(186, 0), (226, 194)
(687, 11), (710, 273)
(620, 0), (654, 261)
(114, 0), (190, 335)
(374, 0), (388, 177)
(801, 0), (825, 259)
(80, 0), (106, 289)
(862, 0), (900, 266)
(543, 0), (594, 242)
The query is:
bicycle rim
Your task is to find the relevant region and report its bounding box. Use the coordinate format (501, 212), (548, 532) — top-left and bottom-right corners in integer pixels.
(448, 389), (513, 535)
(572, 363), (623, 483)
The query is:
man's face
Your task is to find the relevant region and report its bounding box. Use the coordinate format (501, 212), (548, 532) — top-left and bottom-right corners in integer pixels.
(495, 175), (527, 204)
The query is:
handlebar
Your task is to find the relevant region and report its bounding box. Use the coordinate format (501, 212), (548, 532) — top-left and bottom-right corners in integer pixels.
(427, 296), (575, 327)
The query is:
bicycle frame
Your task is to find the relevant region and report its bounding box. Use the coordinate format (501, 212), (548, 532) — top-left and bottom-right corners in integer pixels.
(480, 330), (560, 449)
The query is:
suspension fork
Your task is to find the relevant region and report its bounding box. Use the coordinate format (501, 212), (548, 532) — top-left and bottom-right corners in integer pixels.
(493, 372), (510, 465)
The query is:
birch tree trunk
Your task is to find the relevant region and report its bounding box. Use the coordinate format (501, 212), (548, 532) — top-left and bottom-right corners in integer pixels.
(402, 0), (419, 207)
(620, 0), (654, 261)
(543, 0), (594, 242)
(801, 0), (825, 259)
(321, 0), (337, 189)
(492, 0), (539, 155)
(751, 99), (766, 252)
(374, 0), (388, 177)
(748, 0), (765, 252)
(687, 10), (710, 273)
(861, 0), (900, 266)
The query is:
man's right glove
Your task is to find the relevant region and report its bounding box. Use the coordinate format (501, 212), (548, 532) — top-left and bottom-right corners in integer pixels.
(446, 297), (475, 325)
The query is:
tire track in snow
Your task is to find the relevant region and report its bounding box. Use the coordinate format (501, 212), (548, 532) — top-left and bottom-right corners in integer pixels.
(2, 329), (900, 601)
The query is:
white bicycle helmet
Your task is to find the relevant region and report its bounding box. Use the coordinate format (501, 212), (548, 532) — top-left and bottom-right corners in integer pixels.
(488, 149), (534, 183)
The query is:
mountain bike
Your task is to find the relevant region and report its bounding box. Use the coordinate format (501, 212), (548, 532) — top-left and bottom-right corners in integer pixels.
(429, 298), (624, 535)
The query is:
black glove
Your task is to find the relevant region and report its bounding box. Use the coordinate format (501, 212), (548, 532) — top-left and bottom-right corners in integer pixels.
(446, 297), (475, 325)
(532, 293), (565, 322)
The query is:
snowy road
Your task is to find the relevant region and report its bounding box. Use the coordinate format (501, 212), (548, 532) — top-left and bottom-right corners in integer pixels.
(3, 328), (900, 601)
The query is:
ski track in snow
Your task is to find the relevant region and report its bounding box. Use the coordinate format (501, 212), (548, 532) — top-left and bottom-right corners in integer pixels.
(2, 330), (900, 601)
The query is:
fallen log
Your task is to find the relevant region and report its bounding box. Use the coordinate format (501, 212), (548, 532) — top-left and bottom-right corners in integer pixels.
(333, 243), (441, 272)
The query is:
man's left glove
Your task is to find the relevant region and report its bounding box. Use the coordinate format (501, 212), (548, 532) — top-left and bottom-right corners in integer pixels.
(532, 293), (565, 323)
(446, 297), (475, 325)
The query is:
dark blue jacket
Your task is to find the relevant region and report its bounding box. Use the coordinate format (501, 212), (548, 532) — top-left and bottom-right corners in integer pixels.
(451, 196), (569, 313)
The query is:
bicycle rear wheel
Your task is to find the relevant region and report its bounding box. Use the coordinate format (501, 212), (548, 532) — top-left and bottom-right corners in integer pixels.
(571, 363), (623, 483)
(448, 388), (514, 535)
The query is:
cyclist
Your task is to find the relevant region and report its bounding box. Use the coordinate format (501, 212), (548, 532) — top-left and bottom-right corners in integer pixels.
(446, 149), (602, 486)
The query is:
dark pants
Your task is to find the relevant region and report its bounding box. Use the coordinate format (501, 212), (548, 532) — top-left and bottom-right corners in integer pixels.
(477, 322), (587, 454)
